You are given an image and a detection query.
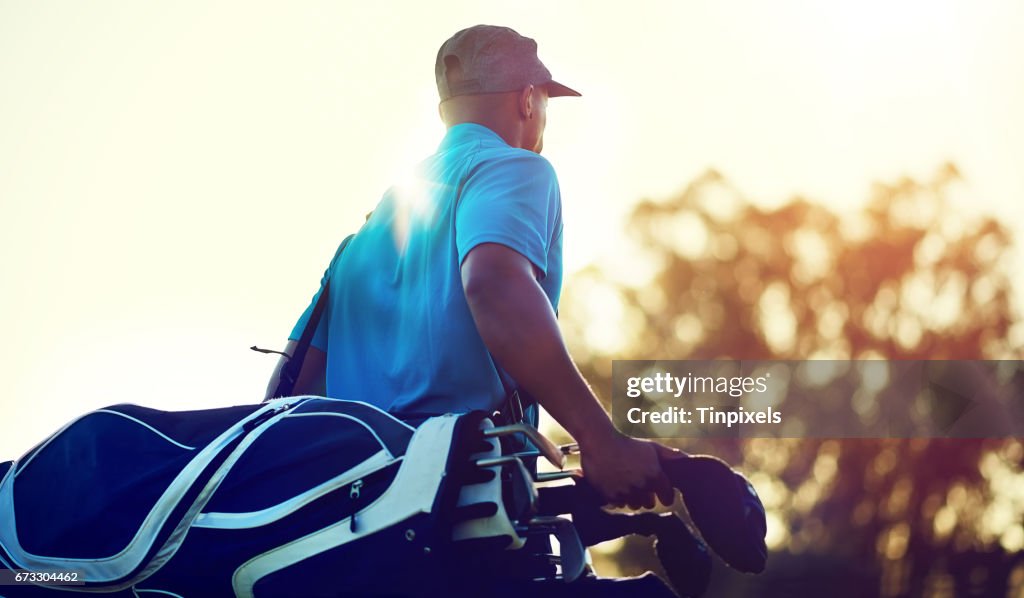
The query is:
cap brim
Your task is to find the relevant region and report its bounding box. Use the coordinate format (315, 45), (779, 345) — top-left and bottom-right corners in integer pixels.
(544, 80), (582, 97)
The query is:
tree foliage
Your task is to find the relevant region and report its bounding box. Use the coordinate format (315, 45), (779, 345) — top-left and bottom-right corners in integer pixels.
(561, 164), (1024, 596)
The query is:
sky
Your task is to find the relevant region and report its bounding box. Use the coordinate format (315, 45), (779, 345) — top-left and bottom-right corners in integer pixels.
(1, 1), (1022, 458)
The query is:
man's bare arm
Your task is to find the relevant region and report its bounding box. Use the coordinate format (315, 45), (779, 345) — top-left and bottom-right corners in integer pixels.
(263, 340), (328, 400)
(461, 242), (675, 508)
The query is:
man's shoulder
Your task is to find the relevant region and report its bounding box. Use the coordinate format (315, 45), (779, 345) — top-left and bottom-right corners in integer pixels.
(469, 144), (557, 181)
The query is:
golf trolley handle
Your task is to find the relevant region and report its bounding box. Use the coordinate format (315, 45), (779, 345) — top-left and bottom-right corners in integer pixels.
(482, 423), (565, 469)
(537, 452), (768, 576)
(534, 462), (716, 598)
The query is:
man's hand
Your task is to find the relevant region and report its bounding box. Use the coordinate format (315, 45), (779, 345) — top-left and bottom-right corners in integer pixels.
(580, 432), (682, 509)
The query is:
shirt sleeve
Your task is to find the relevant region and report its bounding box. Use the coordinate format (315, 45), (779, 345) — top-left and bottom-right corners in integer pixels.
(455, 151), (562, 278)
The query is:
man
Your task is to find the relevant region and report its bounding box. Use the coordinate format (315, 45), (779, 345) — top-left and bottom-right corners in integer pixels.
(266, 24), (676, 511)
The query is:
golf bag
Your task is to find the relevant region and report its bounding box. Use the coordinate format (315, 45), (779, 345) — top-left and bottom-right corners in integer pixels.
(0, 396), (767, 597)
(1, 397), (540, 596)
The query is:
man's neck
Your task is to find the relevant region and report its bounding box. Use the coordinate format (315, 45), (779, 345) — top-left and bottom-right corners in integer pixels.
(447, 117), (523, 149)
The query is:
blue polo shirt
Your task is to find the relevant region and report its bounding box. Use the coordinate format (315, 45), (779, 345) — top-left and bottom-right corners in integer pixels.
(289, 123), (564, 417)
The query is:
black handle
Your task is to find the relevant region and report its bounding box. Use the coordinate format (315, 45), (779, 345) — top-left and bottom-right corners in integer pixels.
(537, 453), (768, 574)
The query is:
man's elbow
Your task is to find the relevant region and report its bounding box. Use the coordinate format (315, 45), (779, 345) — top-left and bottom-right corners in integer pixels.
(462, 262), (533, 313)
(463, 268), (500, 307)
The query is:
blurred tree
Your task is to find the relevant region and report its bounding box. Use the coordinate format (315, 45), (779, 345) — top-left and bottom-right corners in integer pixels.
(560, 164), (1024, 597)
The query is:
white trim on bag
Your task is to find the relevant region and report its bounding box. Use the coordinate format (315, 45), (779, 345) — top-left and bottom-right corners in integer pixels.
(231, 414), (459, 598)
(132, 587), (184, 598)
(92, 410), (196, 451)
(191, 450), (395, 530)
(0, 399), (304, 588)
(280, 412), (399, 458)
(288, 396), (417, 431)
(14, 407), (198, 476)
(14, 412), (93, 476)
(122, 401), (311, 592)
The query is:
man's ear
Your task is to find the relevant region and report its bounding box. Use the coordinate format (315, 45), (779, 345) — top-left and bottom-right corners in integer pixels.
(518, 85), (536, 120)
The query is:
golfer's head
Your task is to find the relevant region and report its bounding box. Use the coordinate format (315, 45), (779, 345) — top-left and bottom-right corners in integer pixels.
(435, 25), (579, 153)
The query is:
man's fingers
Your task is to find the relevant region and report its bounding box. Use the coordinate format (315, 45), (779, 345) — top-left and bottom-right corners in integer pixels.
(651, 443), (683, 505)
(582, 438), (681, 509)
(626, 493), (652, 511)
(598, 485), (625, 507)
(654, 472), (676, 507)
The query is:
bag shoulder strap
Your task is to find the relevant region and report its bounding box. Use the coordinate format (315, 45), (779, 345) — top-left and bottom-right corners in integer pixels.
(272, 234), (355, 398)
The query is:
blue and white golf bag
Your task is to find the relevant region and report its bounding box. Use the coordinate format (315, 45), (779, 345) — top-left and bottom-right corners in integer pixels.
(1, 395), (757, 597)
(0, 397), (563, 597)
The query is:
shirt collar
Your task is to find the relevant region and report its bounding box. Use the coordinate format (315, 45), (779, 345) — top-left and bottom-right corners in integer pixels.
(438, 123), (508, 150)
